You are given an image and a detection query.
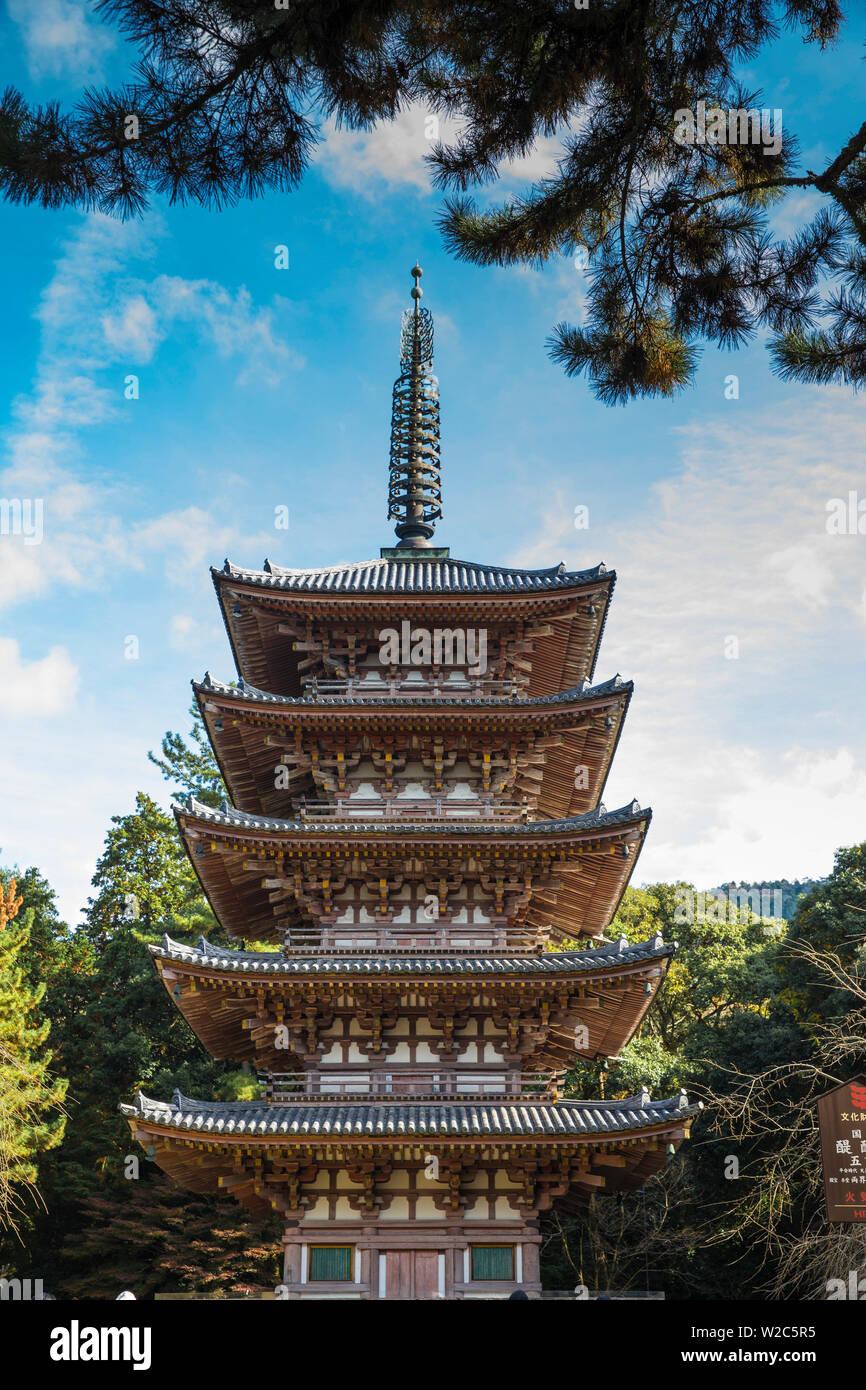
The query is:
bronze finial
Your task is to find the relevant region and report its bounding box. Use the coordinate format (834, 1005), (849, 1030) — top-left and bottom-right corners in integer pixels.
(386, 265), (442, 549)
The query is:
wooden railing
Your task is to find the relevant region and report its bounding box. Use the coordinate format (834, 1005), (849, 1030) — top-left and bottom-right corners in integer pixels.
(258, 1069), (562, 1101)
(304, 675), (521, 701)
(277, 925), (546, 954)
(295, 798), (526, 822)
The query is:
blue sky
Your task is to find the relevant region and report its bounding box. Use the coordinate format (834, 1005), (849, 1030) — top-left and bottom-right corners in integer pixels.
(1, 2), (865, 925)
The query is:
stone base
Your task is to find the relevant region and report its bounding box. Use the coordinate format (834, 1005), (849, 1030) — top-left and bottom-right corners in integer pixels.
(280, 1218), (541, 1300)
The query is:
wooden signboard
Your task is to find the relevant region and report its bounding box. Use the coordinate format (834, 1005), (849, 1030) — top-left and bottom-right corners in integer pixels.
(817, 1076), (866, 1223)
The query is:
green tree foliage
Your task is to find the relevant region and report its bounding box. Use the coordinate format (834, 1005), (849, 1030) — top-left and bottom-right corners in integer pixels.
(776, 845), (866, 1023)
(84, 791), (214, 945)
(563, 882), (783, 1101)
(713, 878), (823, 922)
(149, 701), (226, 808)
(0, 873), (67, 1238)
(8, 865), (81, 990)
(544, 851), (866, 1296)
(431, 3), (863, 399)
(1, 775), (272, 1294)
(698, 847), (866, 1297)
(1, 2), (862, 395)
(27, 913), (273, 1292)
(546, 880), (803, 1296)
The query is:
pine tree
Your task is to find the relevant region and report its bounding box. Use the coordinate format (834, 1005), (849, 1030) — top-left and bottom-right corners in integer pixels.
(0, 1), (862, 394)
(148, 701), (226, 808)
(84, 791), (217, 946)
(0, 874), (66, 1237)
(0, 1), (424, 216)
(10, 779), (262, 1290)
(429, 3), (862, 398)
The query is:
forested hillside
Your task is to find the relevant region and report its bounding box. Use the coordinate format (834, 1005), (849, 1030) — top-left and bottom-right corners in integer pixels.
(709, 881), (826, 922)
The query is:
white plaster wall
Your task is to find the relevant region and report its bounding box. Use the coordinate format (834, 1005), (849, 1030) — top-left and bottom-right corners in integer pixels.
(380, 1171), (410, 1190)
(414, 1197), (445, 1220)
(378, 1198), (411, 1221)
(464, 1173), (489, 1190)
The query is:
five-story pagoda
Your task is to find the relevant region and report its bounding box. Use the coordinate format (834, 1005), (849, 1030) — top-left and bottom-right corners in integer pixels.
(122, 268), (697, 1300)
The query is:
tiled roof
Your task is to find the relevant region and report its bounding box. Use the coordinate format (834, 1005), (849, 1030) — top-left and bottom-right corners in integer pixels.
(214, 556), (612, 595)
(195, 672), (631, 710)
(176, 795), (648, 837)
(121, 1089), (700, 1138)
(150, 931), (672, 976)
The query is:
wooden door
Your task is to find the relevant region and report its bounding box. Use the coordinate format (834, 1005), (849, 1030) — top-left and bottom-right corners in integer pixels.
(384, 1250), (441, 1299)
(412, 1252), (439, 1300)
(384, 1251), (413, 1298)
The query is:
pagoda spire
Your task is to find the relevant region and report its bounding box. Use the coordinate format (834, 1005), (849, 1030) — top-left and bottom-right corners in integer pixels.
(386, 264), (443, 550)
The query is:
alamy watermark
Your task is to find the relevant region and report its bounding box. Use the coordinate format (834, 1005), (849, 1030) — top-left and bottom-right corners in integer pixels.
(378, 621), (487, 676)
(675, 886), (783, 929)
(674, 101), (782, 156)
(826, 1269), (866, 1300)
(50, 1323), (152, 1370)
(0, 497), (43, 545)
(826, 491), (866, 535)
(0, 1276), (44, 1300)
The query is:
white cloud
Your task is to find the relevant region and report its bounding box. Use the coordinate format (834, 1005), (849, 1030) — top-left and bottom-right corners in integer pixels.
(516, 393), (866, 689)
(317, 106), (454, 195)
(501, 131), (567, 184)
(168, 612), (224, 654)
(768, 188), (825, 241)
(0, 638), (78, 715)
(169, 614), (196, 645)
(36, 215), (154, 345)
(0, 473), (129, 609)
(0, 215), (298, 611)
(8, 0), (114, 82)
(317, 104), (565, 197)
(618, 738), (866, 886)
(101, 295), (161, 363)
(132, 507), (264, 585)
(0, 711), (167, 925)
(97, 273), (304, 384)
(510, 256), (589, 325)
(510, 390), (866, 882)
(28, 214), (301, 389)
(147, 277), (304, 384)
